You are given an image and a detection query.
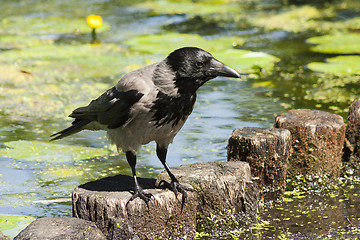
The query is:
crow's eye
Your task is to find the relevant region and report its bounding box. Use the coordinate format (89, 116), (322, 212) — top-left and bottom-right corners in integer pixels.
(196, 61), (204, 68)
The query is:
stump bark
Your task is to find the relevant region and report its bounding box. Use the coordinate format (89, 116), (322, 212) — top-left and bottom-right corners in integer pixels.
(274, 109), (345, 179)
(156, 161), (258, 236)
(72, 161), (258, 239)
(72, 174), (198, 240)
(344, 100), (360, 161)
(227, 127), (292, 200)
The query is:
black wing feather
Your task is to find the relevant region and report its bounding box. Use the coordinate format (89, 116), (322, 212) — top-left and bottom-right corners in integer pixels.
(50, 87), (144, 140)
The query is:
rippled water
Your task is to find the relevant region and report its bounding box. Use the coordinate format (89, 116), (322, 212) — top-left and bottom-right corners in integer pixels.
(0, 0), (359, 238)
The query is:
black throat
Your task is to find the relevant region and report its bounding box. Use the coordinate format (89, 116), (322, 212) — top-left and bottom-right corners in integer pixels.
(173, 75), (210, 94)
(150, 91), (197, 128)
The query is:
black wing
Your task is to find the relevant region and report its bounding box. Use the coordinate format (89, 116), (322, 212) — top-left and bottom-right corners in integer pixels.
(50, 87), (144, 141)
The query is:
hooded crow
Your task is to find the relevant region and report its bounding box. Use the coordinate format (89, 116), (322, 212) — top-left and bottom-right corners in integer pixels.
(51, 47), (240, 205)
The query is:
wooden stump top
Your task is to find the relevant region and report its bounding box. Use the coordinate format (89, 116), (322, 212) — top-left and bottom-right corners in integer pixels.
(275, 109), (344, 131)
(275, 109), (345, 178)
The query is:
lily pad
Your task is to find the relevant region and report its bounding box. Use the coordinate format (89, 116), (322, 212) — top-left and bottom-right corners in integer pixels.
(307, 34), (360, 54)
(0, 43), (130, 79)
(0, 141), (112, 162)
(0, 214), (35, 238)
(307, 55), (360, 75)
(213, 49), (279, 74)
(0, 43), (156, 119)
(124, 33), (244, 54)
(124, 33), (279, 73)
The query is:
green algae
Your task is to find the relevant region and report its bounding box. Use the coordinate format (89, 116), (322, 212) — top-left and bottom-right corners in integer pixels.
(0, 141), (112, 162)
(0, 42), (156, 119)
(0, 16), (110, 36)
(137, 0), (239, 15)
(0, 43), (130, 78)
(0, 1), (360, 239)
(305, 34), (360, 106)
(247, 4), (360, 34)
(250, 5), (334, 33)
(124, 33), (279, 73)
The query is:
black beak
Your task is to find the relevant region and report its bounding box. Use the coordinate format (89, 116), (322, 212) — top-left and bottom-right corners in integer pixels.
(208, 58), (241, 79)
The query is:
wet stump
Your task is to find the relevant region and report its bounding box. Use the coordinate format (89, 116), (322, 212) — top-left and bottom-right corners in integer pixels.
(72, 161), (258, 239)
(72, 175), (198, 240)
(275, 109), (345, 179)
(344, 100), (360, 161)
(227, 127), (292, 200)
(157, 161), (258, 235)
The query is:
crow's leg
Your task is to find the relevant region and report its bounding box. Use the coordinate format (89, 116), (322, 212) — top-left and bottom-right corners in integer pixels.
(156, 144), (194, 206)
(125, 151), (152, 206)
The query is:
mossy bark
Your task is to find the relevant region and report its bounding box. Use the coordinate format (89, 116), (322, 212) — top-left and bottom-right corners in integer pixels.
(227, 127), (292, 201)
(274, 109), (345, 179)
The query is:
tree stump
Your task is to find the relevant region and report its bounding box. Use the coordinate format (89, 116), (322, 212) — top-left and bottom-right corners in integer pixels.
(227, 127), (292, 201)
(72, 161), (258, 239)
(344, 100), (360, 161)
(274, 109), (345, 179)
(72, 174), (198, 240)
(156, 161), (258, 236)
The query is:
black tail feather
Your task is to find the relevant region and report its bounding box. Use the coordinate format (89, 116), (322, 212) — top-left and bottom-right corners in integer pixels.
(50, 119), (92, 141)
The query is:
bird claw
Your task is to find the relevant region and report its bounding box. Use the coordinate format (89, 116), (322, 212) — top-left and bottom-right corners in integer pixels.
(126, 188), (153, 208)
(158, 180), (195, 210)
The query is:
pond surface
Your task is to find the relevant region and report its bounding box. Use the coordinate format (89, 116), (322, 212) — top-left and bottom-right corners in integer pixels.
(0, 0), (359, 238)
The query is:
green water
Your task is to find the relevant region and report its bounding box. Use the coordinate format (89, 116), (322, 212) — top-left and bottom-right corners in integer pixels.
(0, 0), (359, 238)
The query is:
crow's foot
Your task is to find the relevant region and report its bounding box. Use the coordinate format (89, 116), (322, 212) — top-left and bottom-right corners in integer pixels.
(126, 187), (153, 208)
(159, 180), (195, 209)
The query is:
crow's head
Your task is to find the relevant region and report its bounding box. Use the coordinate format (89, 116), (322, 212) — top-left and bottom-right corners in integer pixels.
(166, 47), (240, 93)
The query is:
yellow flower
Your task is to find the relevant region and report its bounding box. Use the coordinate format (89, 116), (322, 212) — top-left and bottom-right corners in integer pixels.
(86, 14), (103, 29)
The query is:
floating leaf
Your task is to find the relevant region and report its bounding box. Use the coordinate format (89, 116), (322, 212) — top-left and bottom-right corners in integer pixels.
(0, 43), (129, 78)
(307, 55), (360, 75)
(124, 33), (278, 73)
(0, 214), (35, 238)
(0, 141), (111, 162)
(307, 34), (360, 54)
(213, 49), (279, 73)
(0, 43), (155, 119)
(124, 33), (244, 54)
